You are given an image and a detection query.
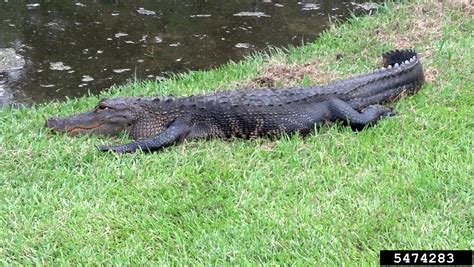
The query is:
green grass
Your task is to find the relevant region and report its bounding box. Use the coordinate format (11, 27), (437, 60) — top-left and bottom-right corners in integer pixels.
(1, 1), (472, 265)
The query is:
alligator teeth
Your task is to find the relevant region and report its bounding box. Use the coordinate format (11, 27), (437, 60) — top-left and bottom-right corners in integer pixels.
(405, 60), (410, 64)
(380, 67), (386, 70)
(394, 63), (399, 68)
(388, 65), (392, 69)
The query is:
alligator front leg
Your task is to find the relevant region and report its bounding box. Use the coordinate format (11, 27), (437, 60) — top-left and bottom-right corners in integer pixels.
(327, 98), (396, 130)
(98, 119), (190, 153)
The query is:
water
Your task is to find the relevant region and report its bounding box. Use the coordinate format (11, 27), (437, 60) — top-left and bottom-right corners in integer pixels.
(0, 0), (379, 105)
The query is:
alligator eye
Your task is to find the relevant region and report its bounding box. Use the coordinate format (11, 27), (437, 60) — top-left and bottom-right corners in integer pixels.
(95, 103), (109, 112)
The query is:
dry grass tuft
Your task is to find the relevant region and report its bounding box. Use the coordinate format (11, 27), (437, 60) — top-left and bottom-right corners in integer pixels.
(256, 60), (339, 87)
(447, 0), (473, 12)
(230, 59), (340, 89)
(424, 67), (440, 83)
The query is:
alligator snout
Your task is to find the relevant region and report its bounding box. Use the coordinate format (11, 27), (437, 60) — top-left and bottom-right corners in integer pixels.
(45, 117), (58, 128)
(44, 113), (123, 136)
(45, 117), (65, 132)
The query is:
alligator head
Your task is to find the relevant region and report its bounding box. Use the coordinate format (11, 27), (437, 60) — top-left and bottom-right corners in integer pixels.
(45, 97), (141, 137)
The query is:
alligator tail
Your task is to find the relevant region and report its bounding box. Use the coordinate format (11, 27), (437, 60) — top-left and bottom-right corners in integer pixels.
(345, 49), (425, 109)
(382, 49), (418, 68)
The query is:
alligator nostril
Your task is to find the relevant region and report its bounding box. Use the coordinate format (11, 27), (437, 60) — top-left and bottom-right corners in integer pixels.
(45, 117), (59, 128)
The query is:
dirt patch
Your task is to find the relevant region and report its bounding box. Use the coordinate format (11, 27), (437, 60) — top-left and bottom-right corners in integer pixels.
(423, 68), (440, 84)
(231, 59), (340, 90)
(257, 60), (339, 87)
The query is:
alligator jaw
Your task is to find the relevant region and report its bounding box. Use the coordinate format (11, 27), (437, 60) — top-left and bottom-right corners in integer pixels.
(45, 115), (104, 136)
(67, 124), (102, 136)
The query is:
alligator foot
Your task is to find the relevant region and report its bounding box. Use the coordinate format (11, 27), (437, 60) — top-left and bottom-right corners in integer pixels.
(97, 119), (190, 153)
(328, 98), (397, 131)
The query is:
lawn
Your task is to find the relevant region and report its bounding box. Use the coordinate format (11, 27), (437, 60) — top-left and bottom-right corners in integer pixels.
(1, 0), (472, 264)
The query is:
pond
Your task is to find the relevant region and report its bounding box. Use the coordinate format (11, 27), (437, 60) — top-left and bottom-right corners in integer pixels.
(0, 0), (380, 106)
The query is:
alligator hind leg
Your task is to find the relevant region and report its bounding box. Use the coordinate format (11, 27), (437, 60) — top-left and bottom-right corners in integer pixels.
(98, 119), (190, 153)
(327, 98), (396, 130)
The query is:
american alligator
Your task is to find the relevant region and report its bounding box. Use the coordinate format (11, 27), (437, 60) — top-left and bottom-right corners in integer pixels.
(45, 49), (425, 153)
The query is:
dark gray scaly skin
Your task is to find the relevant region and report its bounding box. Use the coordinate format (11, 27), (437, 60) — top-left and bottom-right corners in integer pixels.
(45, 50), (425, 153)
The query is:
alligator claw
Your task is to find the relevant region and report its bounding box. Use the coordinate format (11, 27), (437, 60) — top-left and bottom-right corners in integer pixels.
(97, 144), (136, 153)
(362, 105), (397, 117)
(379, 106), (397, 117)
(385, 108), (397, 117)
(97, 144), (120, 153)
